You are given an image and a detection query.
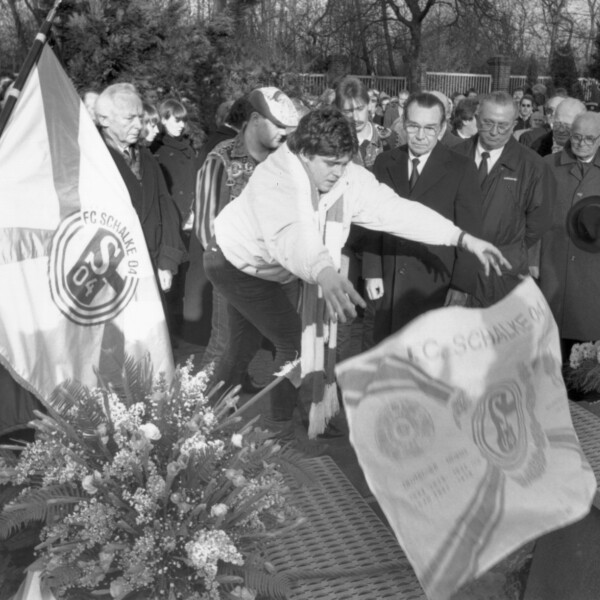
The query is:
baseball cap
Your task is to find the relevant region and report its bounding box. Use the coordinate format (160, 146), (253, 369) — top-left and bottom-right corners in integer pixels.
(247, 87), (299, 128)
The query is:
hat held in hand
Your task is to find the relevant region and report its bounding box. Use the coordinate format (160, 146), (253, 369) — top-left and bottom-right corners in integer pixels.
(247, 87), (299, 128)
(567, 196), (600, 253)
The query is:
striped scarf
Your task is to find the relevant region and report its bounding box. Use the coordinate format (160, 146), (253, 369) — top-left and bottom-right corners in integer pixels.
(300, 185), (345, 438)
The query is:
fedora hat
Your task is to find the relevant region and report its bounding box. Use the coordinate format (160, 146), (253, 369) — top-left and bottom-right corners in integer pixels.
(567, 196), (600, 252)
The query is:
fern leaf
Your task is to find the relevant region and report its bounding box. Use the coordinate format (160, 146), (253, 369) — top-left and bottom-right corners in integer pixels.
(0, 483), (82, 538)
(219, 564), (291, 599)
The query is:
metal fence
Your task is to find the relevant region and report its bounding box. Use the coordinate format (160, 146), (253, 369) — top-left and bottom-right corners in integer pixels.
(508, 75), (552, 93)
(425, 72), (491, 96)
(294, 73), (599, 102)
(356, 75), (408, 96)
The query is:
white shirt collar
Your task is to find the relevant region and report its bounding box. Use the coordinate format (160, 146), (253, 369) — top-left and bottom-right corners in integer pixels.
(476, 141), (503, 170)
(408, 148), (433, 172)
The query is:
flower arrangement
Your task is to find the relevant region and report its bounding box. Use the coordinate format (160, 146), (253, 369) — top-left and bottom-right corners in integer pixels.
(0, 358), (307, 600)
(566, 341), (600, 394)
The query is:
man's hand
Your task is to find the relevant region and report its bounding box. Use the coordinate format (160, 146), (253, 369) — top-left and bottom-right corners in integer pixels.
(444, 289), (470, 306)
(158, 269), (173, 292)
(365, 278), (384, 300)
(461, 233), (512, 277)
(316, 267), (366, 323)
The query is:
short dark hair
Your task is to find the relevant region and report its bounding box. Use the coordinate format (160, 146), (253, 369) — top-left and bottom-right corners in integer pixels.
(227, 96), (252, 128)
(287, 106), (358, 158)
(404, 92), (446, 125)
(451, 98), (478, 130)
(335, 76), (369, 108)
(520, 94), (535, 107)
(158, 98), (187, 121)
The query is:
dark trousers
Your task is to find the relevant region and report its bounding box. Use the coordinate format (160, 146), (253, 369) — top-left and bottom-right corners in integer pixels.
(203, 240), (301, 421)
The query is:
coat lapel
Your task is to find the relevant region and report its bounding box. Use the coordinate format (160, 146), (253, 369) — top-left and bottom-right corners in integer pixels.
(385, 146), (411, 197)
(411, 144), (448, 198)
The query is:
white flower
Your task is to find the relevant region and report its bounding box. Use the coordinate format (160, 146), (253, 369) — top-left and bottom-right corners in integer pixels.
(82, 474), (98, 495)
(231, 433), (243, 448)
(230, 586), (257, 600)
(210, 503), (228, 517)
(110, 578), (130, 600)
(139, 423), (161, 441)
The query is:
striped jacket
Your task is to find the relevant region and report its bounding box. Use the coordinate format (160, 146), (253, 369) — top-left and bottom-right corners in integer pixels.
(194, 133), (258, 249)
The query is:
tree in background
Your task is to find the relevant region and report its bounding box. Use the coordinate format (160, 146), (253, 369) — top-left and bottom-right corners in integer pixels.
(526, 54), (540, 91)
(589, 21), (600, 80)
(550, 42), (582, 97)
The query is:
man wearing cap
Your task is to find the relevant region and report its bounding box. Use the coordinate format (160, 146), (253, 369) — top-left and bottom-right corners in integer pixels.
(453, 91), (554, 306)
(539, 112), (600, 356)
(190, 86), (298, 380)
(204, 107), (510, 439)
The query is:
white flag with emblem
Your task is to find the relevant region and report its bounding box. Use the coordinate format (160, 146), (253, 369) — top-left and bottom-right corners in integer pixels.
(336, 278), (596, 600)
(0, 45), (173, 410)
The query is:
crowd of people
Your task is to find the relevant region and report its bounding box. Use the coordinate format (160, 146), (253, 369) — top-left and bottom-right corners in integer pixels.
(4, 74), (595, 439)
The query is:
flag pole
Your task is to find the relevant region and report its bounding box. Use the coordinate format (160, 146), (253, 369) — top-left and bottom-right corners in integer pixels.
(0, 0), (64, 139)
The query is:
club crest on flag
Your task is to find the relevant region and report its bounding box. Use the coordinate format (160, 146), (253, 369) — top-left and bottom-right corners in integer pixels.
(473, 380), (529, 471)
(336, 278), (596, 600)
(49, 211), (140, 325)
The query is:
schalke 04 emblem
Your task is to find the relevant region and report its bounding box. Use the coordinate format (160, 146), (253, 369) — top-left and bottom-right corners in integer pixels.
(49, 211), (140, 325)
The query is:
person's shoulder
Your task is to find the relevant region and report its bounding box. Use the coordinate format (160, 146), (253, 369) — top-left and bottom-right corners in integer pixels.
(451, 137), (475, 156)
(211, 135), (238, 157)
(437, 142), (473, 167)
(509, 136), (545, 164)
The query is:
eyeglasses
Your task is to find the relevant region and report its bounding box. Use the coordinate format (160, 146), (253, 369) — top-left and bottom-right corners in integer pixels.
(477, 119), (514, 134)
(553, 121), (571, 132)
(520, 103), (532, 108)
(405, 123), (439, 137)
(570, 133), (600, 146)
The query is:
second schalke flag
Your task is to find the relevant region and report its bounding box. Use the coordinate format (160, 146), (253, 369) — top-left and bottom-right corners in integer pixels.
(0, 44), (173, 404)
(336, 278), (596, 600)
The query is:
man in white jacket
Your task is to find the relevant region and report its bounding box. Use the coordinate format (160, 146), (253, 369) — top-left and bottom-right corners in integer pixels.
(204, 107), (510, 437)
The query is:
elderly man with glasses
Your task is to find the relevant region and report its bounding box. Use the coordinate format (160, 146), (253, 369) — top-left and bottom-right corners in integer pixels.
(454, 91), (555, 306)
(539, 111), (600, 361)
(528, 98), (587, 157)
(363, 92), (483, 342)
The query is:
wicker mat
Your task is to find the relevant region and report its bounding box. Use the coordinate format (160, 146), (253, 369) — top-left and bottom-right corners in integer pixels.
(266, 455), (425, 599)
(266, 402), (600, 600)
(570, 400), (600, 508)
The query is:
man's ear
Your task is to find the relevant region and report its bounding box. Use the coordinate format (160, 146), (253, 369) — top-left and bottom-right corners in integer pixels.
(438, 121), (447, 140)
(97, 113), (109, 128)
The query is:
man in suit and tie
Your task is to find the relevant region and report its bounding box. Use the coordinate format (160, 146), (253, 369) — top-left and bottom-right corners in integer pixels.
(454, 91), (554, 306)
(363, 92), (483, 343)
(96, 83), (185, 293)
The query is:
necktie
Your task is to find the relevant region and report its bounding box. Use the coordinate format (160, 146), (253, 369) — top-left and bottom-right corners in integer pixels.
(123, 146), (133, 166)
(409, 158), (420, 191)
(478, 151), (490, 186)
(579, 161), (590, 178)
(123, 146), (141, 180)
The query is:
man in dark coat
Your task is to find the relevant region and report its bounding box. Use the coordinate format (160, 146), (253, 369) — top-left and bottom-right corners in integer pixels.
(96, 83), (185, 293)
(454, 91), (554, 306)
(539, 112), (600, 355)
(363, 92), (483, 342)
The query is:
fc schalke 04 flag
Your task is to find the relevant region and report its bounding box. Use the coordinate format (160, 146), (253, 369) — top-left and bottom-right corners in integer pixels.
(0, 45), (173, 403)
(336, 278), (596, 600)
